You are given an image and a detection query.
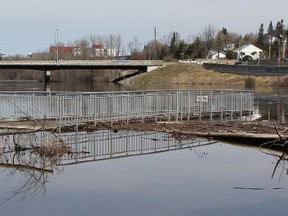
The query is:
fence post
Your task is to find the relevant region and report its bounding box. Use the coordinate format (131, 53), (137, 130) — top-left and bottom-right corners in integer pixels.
(240, 91), (243, 120)
(210, 91), (213, 121)
(220, 91), (223, 122)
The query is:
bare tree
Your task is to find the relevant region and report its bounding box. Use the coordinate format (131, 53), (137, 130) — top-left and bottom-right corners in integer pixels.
(89, 34), (105, 59)
(201, 24), (217, 57)
(114, 34), (123, 57)
(243, 32), (257, 44)
(214, 28), (228, 58)
(128, 36), (141, 54)
(74, 38), (90, 60)
(104, 34), (123, 58)
(0, 132), (68, 204)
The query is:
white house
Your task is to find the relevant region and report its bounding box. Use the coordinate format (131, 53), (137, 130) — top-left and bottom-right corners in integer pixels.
(92, 44), (119, 58)
(233, 44), (263, 60)
(208, 50), (226, 59)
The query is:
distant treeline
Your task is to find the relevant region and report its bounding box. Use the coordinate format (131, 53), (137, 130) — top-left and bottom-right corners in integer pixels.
(0, 69), (123, 82)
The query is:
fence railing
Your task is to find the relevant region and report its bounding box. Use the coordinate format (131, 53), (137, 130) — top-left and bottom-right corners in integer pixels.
(0, 90), (254, 124)
(0, 91), (59, 120)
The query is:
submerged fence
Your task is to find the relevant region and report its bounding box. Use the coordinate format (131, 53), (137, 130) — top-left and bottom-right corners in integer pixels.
(0, 90), (254, 124)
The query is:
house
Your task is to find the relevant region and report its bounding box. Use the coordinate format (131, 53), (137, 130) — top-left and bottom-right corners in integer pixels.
(233, 44), (263, 60)
(92, 44), (119, 58)
(92, 44), (105, 57)
(223, 43), (235, 51)
(208, 50), (226, 59)
(50, 46), (81, 57)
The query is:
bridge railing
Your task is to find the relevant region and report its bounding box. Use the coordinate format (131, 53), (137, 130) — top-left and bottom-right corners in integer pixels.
(0, 60), (163, 66)
(0, 90), (254, 123)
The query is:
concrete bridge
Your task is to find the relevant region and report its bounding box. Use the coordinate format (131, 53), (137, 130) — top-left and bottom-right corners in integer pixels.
(0, 60), (163, 83)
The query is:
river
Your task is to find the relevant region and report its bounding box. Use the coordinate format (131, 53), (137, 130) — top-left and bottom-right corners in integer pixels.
(0, 80), (288, 216)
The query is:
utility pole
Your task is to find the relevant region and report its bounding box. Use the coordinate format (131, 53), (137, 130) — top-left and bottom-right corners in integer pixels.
(54, 28), (59, 62)
(268, 36), (272, 59)
(154, 27), (157, 60)
(283, 27), (286, 59)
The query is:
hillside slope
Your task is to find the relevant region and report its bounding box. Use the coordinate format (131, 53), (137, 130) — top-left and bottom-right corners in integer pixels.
(126, 63), (288, 87)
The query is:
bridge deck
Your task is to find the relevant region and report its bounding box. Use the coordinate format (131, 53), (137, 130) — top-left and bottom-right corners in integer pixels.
(0, 60), (163, 71)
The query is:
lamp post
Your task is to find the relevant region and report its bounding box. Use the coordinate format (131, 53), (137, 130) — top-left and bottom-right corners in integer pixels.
(54, 28), (59, 62)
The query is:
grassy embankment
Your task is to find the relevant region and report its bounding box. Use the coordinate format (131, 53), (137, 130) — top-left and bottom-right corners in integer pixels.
(127, 62), (288, 88)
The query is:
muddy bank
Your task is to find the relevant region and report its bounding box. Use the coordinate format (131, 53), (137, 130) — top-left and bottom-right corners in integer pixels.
(1, 118), (288, 151)
(111, 121), (288, 147)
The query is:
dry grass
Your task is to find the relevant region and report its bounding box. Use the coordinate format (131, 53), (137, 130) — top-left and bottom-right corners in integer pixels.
(37, 144), (70, 157)
(128, 63), (288, 87)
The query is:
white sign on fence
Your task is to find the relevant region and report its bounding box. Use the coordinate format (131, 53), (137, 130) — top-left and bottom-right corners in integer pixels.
(196, 95), (209, 103)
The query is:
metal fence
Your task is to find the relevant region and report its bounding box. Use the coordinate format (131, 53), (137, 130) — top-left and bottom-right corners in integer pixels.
(56, 90), (254, 125)
(0, 91), (59, 120)
(0, 90), (254, 124)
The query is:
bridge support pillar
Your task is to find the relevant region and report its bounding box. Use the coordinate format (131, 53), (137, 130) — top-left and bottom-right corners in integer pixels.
(44, 70), (51, 83)
(44, 71), (51, 91)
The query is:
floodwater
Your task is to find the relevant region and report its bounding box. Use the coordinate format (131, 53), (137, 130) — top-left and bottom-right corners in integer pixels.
(1, 80), (288, 215)
(1, 129), (288, 216)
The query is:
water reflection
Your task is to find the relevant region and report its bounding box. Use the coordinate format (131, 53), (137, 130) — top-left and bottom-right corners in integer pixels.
(1, 130), (288, 215)
(0, 132), (65, 203)
(1, 127), (288, 204)
(0, 81), (134, 92)
(226, 137), (288, 180)
(0, 130), (216, 203)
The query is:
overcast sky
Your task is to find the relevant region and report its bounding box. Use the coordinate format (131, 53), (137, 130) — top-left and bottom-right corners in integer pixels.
(1, 0), (287, 55)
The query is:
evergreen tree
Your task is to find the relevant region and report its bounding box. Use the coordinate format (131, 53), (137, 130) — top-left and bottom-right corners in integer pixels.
(267, 21), (274, 36)
(175, 40), (185, 60)
(267, 21), (274, 59)
(169, 32), (181, 59)
(275, 20), (285, 59)
(169, 32), (177, 55)
(191, 37), (202, 59)
(222, 27), (228, 35)
(256, 23), (265, 49)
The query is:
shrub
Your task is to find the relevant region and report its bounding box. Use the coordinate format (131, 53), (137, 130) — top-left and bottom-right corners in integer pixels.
(244, 76), (255, 89)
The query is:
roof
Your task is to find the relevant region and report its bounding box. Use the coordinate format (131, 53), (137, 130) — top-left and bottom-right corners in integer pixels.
(233, 44), (263, 53)
(208, 50), (226, 55)
(50, 46), (79, 53)
(92, 44), (103, 49)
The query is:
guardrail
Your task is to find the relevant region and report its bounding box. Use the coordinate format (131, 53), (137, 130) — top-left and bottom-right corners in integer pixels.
(0, 90), (254, 124)
(203, 63), (288, 76)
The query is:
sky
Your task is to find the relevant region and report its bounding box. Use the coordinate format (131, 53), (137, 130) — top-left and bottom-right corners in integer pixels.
(0, 0), (287, 55)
